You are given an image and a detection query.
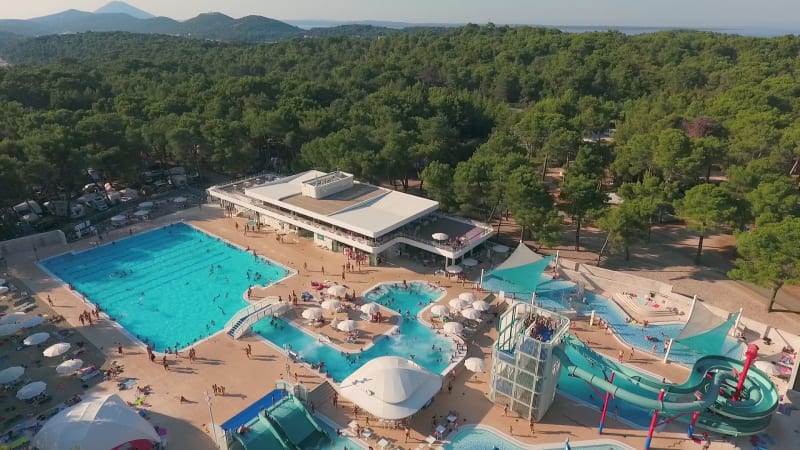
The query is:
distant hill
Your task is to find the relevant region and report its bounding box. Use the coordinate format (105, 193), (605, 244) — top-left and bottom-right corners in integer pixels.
(95, 1), (154, 19)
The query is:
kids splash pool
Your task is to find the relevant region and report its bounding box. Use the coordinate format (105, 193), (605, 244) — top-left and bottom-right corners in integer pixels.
(253, 281), (461, 381)
(40, 223), (290, 351)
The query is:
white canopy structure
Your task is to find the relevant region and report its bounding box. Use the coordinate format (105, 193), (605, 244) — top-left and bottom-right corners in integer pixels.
(321, 299), (341, 311)
(430, 305), (450, 317)
(472, 301), (490, 312)
(173, 196), (187, 204)
(302, 308), (324, 320)
(56, 359), (84, 375)
(0, 322), (22, 337)
(21, 316), (44, 328)
(458, 292), (477, 302)
(464, 357), (487, 373)
(43, 342), (71, 357)
(137, 201), (154, 209)
(443, 322), (464, 334)
(17, 381), (46, 400)
(24, 332), (50, 346)
(461, 308), (482, 321)
(360, 303), (381, 315)
(445, 265), (463, 274)
(337, 320), (359, 332)
(0, 286), (7, 295)
(339, 356), (443, 420)
(462, 257), (478, 267)
(0, 366), (24, 384)
(492, 244), (510, 253)
(0, 312), (25, 325)
(448, 298), (470, 311)
(33, 394), (161, 450)
(327, 285), (348, 297)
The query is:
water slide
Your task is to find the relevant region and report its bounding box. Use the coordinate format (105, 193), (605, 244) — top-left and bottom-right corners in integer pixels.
(267, 396), (329, 448)
(234, 415), (292, 450)
(553, 335), (779, 436)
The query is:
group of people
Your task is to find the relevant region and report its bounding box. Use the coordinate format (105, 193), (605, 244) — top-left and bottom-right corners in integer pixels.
(525, 313), (561, 342)
(78, 307), (100, 326)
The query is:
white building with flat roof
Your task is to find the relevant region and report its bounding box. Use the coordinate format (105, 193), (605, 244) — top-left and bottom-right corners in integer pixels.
(207, 171), (495, 266)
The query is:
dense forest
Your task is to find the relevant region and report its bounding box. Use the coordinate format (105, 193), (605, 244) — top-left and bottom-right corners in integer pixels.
(0, 27), (798, 305)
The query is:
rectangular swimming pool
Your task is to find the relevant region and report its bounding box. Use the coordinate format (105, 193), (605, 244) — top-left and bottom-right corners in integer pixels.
(40, 223), (290, 351)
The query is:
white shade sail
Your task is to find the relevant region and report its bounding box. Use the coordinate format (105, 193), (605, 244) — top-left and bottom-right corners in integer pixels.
(21, 316), (44, 328)
(431, 232), (449, 241)
(0, 366), (24, 384)
(430, 305), (450, 317)
(360, 303), (381, 315)
(56, 359), (84, 375)
(472, 301), (490, 312)
(327, 285), (348, 297)
(339, 356), (443, 420)
(302, 308), (324, 320)
(443, 322), (464, 334)
(43, 342), (71, 357)
(445, 265), (463, 274)
(0, 322), (22, 336)
(321, 299), (341, 311)
(17, 381), (46, 400)
(448, 298), (470, 311)
(33, 394), (161, 450)
(462, 258), (478, 267)
(458, 292), (477, 302)
(24, 332), (50, 346)
(337, 320), (359, 332)
(461, 308), (482, 321)
(0, 312), (26, 325)
(464, 357), (487, 373)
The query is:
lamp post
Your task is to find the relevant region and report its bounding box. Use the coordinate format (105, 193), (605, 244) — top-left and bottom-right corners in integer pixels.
(205, 390), (219, 447)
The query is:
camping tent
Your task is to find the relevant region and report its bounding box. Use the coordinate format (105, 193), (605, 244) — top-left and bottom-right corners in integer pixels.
(339, 356), (442, 420)
(33, 394), (161, 450)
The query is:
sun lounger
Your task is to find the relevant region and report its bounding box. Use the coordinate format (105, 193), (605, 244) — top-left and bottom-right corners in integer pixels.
(13, 302), (34, 312)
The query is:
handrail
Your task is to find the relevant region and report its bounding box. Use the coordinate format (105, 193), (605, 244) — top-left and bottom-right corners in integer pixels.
(224, 297), (279, 331)
(232, 303), (289, 339)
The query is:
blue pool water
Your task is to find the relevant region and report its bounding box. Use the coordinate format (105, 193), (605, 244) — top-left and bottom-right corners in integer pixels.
(40, 223), (289, 351)
(253, 282), (458, 381)
(447, 427), (630, 449)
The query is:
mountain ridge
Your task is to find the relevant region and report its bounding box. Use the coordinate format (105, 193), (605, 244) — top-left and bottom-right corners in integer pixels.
(95, 1), (154, 19)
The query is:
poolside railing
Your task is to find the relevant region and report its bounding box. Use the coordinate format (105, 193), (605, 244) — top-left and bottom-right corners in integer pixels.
(225, 297), (280, 331)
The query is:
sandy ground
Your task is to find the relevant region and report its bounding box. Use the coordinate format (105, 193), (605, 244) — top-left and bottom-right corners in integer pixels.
(2, 202), (797, 450)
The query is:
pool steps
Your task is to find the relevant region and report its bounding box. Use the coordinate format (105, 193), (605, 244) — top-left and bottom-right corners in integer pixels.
(226, 297), (289, 339)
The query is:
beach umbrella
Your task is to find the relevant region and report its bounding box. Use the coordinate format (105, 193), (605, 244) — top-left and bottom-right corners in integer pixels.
(432, 232), (449, 241)
(445, 265), (463, 274)
(337, 320), (359, 332)
(43, 342), (71, 358)
(492, 244), (510, 253)
(443, 322), (464, 334)
(137, 201), (153, 210)
(16, 381), (46, 400)
(331, 317), (340, 330)
(754, 360), (780, 376)
(464, 357), (486, 373)
(21, 316), (44, 328)
(327, 285), (348, 297)
(472, 301), (490, 312)
(321, 299), (341, 311)
(0, 322), (22, 337)
(0, 312), (25, 325)
(430, 305), (450, 317)
(461, 308), (482, 321)
(0, 286), (8, 295)
(0, 366), (24, 384)
(302, 308), (324, 320)
(360, 303), (381, 315)
(56, 359), (84, 375)
(449, 298), (470, 311)
(173, 196), (187, 204)
(458, 292), (477, 302)
(462, 258), (478, 267)
(23, 332), (50, 346)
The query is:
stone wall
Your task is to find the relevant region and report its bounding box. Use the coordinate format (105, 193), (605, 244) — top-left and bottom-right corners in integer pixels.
(0, 231), (66, 260)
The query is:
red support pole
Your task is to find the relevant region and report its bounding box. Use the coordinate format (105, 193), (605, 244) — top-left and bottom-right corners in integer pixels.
(734, 344), (759, 401)
(687, 410), (700, 437)
(644, 389), (665, 450)
(598, 372), (615, 434)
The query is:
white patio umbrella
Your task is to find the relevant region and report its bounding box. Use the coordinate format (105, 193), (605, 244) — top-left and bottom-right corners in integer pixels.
(24, 332), (50, 346)
(458, 292), (477, 302)
(0, 366), (24, 384)
(754, 360), (780, 376)
(17, 381), (46, 400)
(464, 357), (487, 373)
(0, 322), (22, 337)
(432, 232), (449, 241)
(430, 305), (450, 316)
(472, 301), (490, 312)
(443, 322), (464, 334)
(461, 308), (482, 321)
(43, 342), (71, 358)
(56, 359), (84, 375)
(0, 312), (25, 325)
(330, 317), (340, 330)
(137, 201), (153, 209)
(449, 298), (470, 311)
(445, 265), (463, 274)
(327, 285), (348, 297)
(21, 316), (44, 328)
(492, 244), (510, 253)
(462, 258), (478, 267)
(133, 210), (149, 218)
(337, 320), (359, 332)
(360, 303), (381, 315)
(173, 196), (187, 204)
(321, 299), (341, 311)
(302, 308), (324, 320)
(0, 286), (7, 295)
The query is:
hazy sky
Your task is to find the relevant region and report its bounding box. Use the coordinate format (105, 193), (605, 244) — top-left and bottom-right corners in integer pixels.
(2, 0), (798, 27)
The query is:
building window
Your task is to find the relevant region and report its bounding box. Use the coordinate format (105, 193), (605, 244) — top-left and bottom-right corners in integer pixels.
(317, 234), (325, 241)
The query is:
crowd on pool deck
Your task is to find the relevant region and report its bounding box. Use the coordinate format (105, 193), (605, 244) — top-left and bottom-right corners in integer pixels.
(526, 313), (563, 342)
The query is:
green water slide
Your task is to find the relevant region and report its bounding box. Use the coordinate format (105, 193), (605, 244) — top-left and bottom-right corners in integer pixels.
(234, 415), (292, 450)
(267, 396), (329, 448)
(554, 336), (779, 437)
